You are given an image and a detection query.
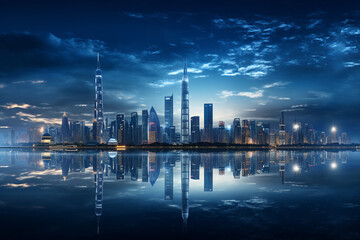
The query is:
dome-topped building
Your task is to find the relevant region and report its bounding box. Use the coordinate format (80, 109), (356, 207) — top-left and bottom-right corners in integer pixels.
(107, 138), (118, 145)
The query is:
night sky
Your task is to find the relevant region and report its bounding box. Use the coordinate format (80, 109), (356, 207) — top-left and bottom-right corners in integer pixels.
(0, 0), (359, 139)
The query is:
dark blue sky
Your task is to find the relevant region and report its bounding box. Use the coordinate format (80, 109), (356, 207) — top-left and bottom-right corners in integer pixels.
(0, 0), (359, 139)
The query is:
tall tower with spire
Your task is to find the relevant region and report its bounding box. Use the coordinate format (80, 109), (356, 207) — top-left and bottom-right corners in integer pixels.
(181, 59), (190, 143)
(94, 52), (104, 143)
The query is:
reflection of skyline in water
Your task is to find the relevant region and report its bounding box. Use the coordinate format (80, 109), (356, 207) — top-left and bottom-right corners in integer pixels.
(0, 149), (354, 238)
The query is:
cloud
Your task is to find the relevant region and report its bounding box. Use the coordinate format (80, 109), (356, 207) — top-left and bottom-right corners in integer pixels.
(269, 96), (291, 100)
(307, 91), (332, 99)
(307, 19), (322, 29)
(2, 103), (36, 109)
(219, 90), (264, 99)
(123, 12), (168, 20)
(200, 62), (220, 70)
(0, 84), (5, 88)
(168, 68), (202, 75)
(221, 69), (240, 76)
(344, 62), (360, 68)
(148, 79), (181, 88)
(283, 104), (308, 112)
(116, 92), (136, 100)
(13, 80), (46, 84)
(15, 111), (61, 125)
(193, 75), (208, 78)
(123, 12), (144, 18)
(263, 81), (290, 88)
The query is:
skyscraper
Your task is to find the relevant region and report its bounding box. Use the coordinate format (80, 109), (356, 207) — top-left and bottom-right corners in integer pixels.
(142, 110), (149, 144)
(116, 114), (125, 145)
(94, 53), (104, 143)
(232, 118), (241, 144)
(279, 111), (286, 145)
(164, 95), (173, 129)
(181, 59), (190, 144)
(148, 107), (161, 144)
(204, 103), (213, 143)
(61, 112), (69, 143)
(242, 120), (251, 144)
(191, 116), (200, 143)
(130, 112), (138, 145)
(218, 121), (225, 143)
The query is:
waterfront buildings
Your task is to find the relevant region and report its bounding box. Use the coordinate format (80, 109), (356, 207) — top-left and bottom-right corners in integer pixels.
(204, 103), (213, 143)
(181, 60), (190, 144)
(148, 107), (161, 144)
(94, 53), (104, 143)
(191, 116), (200, 143)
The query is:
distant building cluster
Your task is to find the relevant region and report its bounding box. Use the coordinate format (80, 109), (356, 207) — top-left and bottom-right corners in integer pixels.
(0, 55), (352, 146)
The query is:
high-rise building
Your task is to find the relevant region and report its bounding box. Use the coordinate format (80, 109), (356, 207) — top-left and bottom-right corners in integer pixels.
(250, 120), (256, 143)
(181, 60), (190, 144)
(148, 107), (161, 144)
(142, 110), (148, 144)
(94, 53), (104, 143)
(191, 116), (200, 143)
(169, 126), (176, 143)
(130, 112), (138, 145)
(218, 121), (225, 143)
(279, 111), (286, 145)
(165, 95), (173, 142)
(116, 114), (125, 144)
(204, 103), (213, 143)
(61, 112), (70, 143)
(232, 118), (241, 144)
(242, 120), (251, 144)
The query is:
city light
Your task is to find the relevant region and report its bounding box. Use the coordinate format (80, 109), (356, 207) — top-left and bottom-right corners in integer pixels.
(39, 127), (44, 133)
(331, 162), (337, 169)
(293, 124), (300, 131)
(293, 164), (300, 172)
(331, 126), (337, 133)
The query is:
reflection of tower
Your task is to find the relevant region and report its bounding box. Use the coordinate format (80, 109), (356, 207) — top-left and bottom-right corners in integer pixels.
(130, 154), (138, 181)
(149, 152), (160, 186)
(61, 154), (71, 180)
(232, 152), (241, 179)
(203, 153), (213, 191)
(242, 152), (250, 177)
(94, 154), (104, 235)
(164, 154), (174, 200)
(116, 152), (125, 180)
(181, 59), (190, 144)
(142, 152), (149, 182)
(181, 153), (189, 233)
(190, 154), (200, 180)
(279, 151), (285, 184)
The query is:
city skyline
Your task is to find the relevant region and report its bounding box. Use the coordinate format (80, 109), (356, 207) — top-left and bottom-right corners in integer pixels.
(0, 0), (360, 140)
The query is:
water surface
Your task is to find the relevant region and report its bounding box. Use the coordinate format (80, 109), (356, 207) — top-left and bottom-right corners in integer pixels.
(0, 149), (359, 239)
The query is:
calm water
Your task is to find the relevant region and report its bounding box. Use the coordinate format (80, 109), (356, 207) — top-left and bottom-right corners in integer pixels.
(0, 149), (359, 240)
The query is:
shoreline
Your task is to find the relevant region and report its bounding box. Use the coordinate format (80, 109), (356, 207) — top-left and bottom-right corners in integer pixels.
(0, 144), (359, 151)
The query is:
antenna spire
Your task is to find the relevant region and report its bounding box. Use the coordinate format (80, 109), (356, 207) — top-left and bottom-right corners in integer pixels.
(97, 52), (100, 69)
(184, 58), (187, 75)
